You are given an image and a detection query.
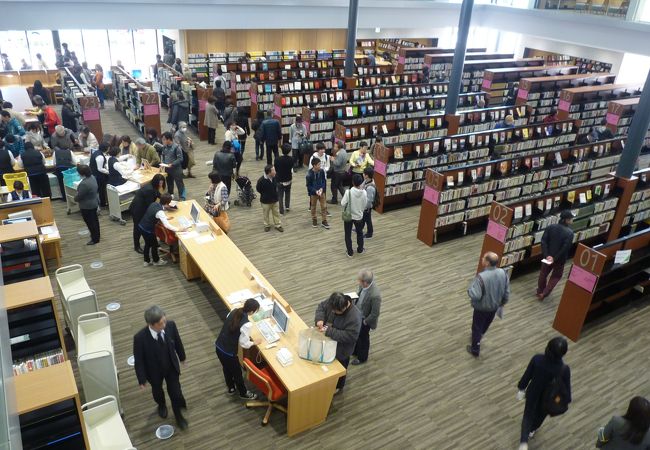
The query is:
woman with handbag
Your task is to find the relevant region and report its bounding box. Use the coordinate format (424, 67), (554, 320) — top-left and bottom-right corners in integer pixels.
(205, 172), (231, 234)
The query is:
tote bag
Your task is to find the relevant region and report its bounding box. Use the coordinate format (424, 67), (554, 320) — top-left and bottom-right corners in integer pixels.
(342, 190), (352, 222)
(298, 328), (337, 364)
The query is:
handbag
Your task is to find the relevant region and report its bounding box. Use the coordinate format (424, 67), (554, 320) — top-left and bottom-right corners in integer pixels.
(298, 328), (337, 364)
(213, 210), (231, 234)
(231, 139), (241, 152)
(342, 190), (352, 222)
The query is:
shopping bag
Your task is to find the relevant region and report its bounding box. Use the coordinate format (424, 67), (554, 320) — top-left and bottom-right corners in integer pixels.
(298, 327), (337, 364)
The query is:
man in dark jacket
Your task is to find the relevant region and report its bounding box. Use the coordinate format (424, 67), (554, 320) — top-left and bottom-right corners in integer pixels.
(315, 292), (362, 393)
(255, 164), (283, 232)
(306, 157), (329, 229)
(537, 210), (575, 300)
(133, 305), (188, 430)
(212, 141), (236, 195)
(351, 269), (382, 365)
(260, 111), (282, 165)
(61, 99), (81, 133)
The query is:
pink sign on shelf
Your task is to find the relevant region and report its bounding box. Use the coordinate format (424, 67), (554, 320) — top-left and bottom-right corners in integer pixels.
(273, 104), (282, 117)
(251, 91), (258, 103)
(423, 185), (440, 205)
(486, 220), (508, 243)
(517, 88), (529, 100)
(606, 112), (620, 126)
(398, 56), (405, 65)
(374, 160), (387, 176)
(198, 100), (207, 112)
(568, 265), (599, 293)
(558, 99), (571, 111)
(82, 108), (100, 121)
(143, 104), (159, 116)
(481, 79), (492, 90)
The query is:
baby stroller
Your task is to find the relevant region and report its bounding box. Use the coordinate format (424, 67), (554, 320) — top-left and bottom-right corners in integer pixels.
(234, 175), (256, 207)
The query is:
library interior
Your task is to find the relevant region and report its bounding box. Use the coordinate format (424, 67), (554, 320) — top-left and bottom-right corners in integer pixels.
(1, 0), (650, 449)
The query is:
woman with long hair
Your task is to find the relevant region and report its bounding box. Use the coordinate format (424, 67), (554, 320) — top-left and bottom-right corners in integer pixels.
(597, 396), (650, 448)
(214, 299), (260, 400)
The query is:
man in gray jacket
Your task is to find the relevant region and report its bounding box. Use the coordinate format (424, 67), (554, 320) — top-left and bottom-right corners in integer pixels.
(352, 269), (381, 365)
(160, 132), (185, 200)
(315, 292), (362, 393)
(467, 252), (510, 357)
(328, 142), (348, 204)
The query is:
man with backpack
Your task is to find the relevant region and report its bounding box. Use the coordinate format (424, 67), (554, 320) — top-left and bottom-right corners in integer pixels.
(361, 167), (378, 239)
(222, 99), (238, 126)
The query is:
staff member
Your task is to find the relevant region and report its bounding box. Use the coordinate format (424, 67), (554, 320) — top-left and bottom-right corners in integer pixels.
(537, 210), (574, 300)
(106, 147), (127, 187)
(214, 299), (259, 400)
(315, 292), (362, 393)
(138, 193), (186, 266)
(89, 143), (109, 207)
(351, 269), (381, 365)
(133, 305), (188, 430)
(160, 132), (185, 200)
(73, 165), (100, 245)
(21, 142), (52, 199)
(130, 174), (165, 253)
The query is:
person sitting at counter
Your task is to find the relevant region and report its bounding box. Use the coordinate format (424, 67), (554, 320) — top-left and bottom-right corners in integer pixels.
(79, 126), (98, 153)
(20, 142), (51, 198)
(107, 146), (128, 187)
(134, 138), (160, 167)
(1, 111), (25, 137)
(1, 102), (26, 127)
(10, 180), (31, 201)
(119, 135), (137, 156)
(25, 122), (50, 152)
(49, 125), (77, 153)
(4, 134), (24, 158)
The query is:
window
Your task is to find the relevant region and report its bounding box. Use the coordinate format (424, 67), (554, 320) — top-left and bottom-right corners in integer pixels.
(0, 31), (30, 71)
(58, 29), (86, 63)
(26, 30), (55, 69)
(81, 30), (111, 74)
(108, 29), (135, 71)
(133, 29), (159, 79)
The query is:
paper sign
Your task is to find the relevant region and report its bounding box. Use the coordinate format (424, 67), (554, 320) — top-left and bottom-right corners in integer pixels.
(614, 249), (631, 265)
(198, 100), (207, 112)
(143, 104), (159, 116)
(486, 219), (508, 243)
(82, 108), (100, 121)
(558, 99), (571, 111)
(568, 265), (598, 293)
(517, 88), (529, 100)
(273, 104), (282, 117)
(606, 113), (620, 126)
(374, 160), (387, 176)
(398, 56), (405, 65)
(423, 185), (439, 205)
(251, 91), (258, 103)
(481, 79), (492, 89)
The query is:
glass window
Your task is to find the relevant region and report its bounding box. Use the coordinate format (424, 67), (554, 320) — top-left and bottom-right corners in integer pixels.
(0, 31), (30, 71)
(81, 30), (111, 75)
(108, 29), (135, 71)
(58, 29), (85, 63)
(26, 30), (55, 70)
(133, 29), (159, 79)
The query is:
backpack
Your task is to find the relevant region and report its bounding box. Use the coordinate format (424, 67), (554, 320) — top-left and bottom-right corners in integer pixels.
(542, 365), (570, 417)
(369, 181), (380, 209)
(299, 139), (313, 156)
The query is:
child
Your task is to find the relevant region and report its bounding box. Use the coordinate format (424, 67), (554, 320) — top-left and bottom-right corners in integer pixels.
(11, 180), (30, 201)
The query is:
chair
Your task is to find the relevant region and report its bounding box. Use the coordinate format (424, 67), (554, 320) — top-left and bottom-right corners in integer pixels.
(155, 222), (178, 262)
(81, 396), (135, 450)
(242, 358), (287, 426)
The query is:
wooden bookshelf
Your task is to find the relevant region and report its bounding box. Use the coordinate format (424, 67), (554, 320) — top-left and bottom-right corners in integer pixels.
(15, 360), (90, 449)
(523, 48), (613, 73)
(60, 67), (103, 141)
(395, 47), (487, 74)
(482, 65), (579, 105)
(423, 53), (516, 83)
(608, 168), (650, 239)
(0, 221), (47, 283)
(553, 228), (650, 341)
(112, 66), (161, 136)
(605, 97), (641, 136)
(156, 62), (184, 107)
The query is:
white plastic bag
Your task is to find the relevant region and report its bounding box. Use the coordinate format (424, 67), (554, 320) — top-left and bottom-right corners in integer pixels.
(298, 327), (337, 364)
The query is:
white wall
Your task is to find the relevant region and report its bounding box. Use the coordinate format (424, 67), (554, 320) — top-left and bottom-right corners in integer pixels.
(617, 53), (650, 83)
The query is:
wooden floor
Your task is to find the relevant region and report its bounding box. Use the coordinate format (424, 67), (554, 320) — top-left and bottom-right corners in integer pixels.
(46, 102), (650, 449)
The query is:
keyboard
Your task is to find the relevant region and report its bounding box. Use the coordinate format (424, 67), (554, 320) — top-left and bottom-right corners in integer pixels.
(256, 320), (280, 344)
(177, 216), (192, 229)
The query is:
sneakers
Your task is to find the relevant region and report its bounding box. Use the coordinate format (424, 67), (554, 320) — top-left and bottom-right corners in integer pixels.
(346, 251), (353, 258)
(276, 226), (284, 232)
(240, 391), (257, 400)
(529, 430), (536, 439)
(334, 388), (342, 395)
(227, 387), (236, 395)
(326, 211), (332, 217)
(154, 259), (168, 266)
(466, 345), (479, 358)
(350, 358), (364, 365)
(312, 219), (318, 228)
(264, 226), (271, 232)
(285, 208), (290, 212)
(144, 261), (152, 267)
(327, 199), (337, 205)
(357, 248), (364, 254)
(518, 444), (528, 450)
(321, 221), (330, 229)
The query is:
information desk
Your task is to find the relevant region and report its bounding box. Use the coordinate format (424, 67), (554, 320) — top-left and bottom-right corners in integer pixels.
(107, 168), (165, 224)
(168, 200), (345, 436)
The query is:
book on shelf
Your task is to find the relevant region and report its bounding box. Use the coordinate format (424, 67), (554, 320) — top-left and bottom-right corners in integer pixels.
(13, 349), (65, 376)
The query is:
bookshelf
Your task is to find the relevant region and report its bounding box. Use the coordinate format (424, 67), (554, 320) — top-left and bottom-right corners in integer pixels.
(0, 221), (47, 284)
(157, 62), (184, 107)
(609, 168), (650, 239)
(516, 73), (617, 123)
(523, 48), (613, 73)
(556, 83), (642, 132)
(15, 360), (90, 449)
(482, 64), (579, 106)
(605, 97), (642, 136)
(187, 53), (209, 80)
(395, 47), (487, 74)
(458, 58), (545, 94)
(111, 66), (161, 136)
(60, 67), (103, 141)
(422, 52), (516, 81)
(552, 228), (650, 341)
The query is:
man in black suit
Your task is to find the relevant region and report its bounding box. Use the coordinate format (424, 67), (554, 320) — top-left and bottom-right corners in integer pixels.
(133, 305), (188, 430)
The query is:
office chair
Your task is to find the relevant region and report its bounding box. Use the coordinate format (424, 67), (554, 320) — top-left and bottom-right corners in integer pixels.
(242, 358), (287, 426)
(154, 222), (178, 263)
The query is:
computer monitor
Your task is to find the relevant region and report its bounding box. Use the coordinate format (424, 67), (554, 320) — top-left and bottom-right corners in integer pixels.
(131, 69), (142, 79)
(272, 301), (290, 333)
(190, 204), (200, 224)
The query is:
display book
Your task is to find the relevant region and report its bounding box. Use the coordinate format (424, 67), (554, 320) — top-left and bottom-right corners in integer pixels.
(395, 47), (487, 74)
(415, 119), (614, 245)
(111, 65), (161, 136)
(515, 72), (617, 123)
(556, 83), (642, 132)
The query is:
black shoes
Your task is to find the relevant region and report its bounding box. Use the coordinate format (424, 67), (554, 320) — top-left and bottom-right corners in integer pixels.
(158, 404), (168, 418)
(86, 240), (97, 245)
(134, 247), (144, 254)
(466, 345), (479, 358)
(177, 416), (188, 430)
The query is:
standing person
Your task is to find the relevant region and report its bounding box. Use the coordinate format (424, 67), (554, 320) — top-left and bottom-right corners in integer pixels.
(35, 53), (48, 70)
(139, 193), (187, 266)
(73, 165), (100, 245)
(205, 172), (230, 232)
(224, 121), (246, 177)
(212, 141), (236, 195)
(329, 141), (348, 204)
(349, 141), (374, 175)
(89, 143), (109, 207)
(61, 99), (81, 133)
(537, 210), (575, 300)
(146, 128), (164, 157)
(130, 174), (165, 253)
(260, 111), (281, 165)
(274, 143), (293, 215)
(168, 93), (189, 132)
(366, 51), (376, 67)
(133, 305), (189, 430)
(361, 167), (376, 239)
(93, 65), (105, 109)
(52, 130), (76, 198)
(351, 269), (382, 365)
(174, 122), (194, 178)
(251, 110), (265, 161)
(134, 138), (160, 167)
(160, 131), (185, 200)
(1, 53), (12, 71)
(235, 107), (250, 161)
(370, 136), (385, 158)
(213, 68), (227, 94)
(466, 252), (510, 358)
(79, 126), (99, 153)
(204, 97), (219, 145)
(172, 58), (183, 73)
(32, 81), (50, 105)
(308, 143), (330, 175)
(517, 337), (571, 450)
(341, 174), (367, 258)
(21, 143), (51, 198)
(20, 59), (31, 70)
(214, 299), (260, 400)
(153, 54), (162, 79)
(289, 115), (308, 169)
(0, 141), (15, 185)
(306, 157), (329, 229)
(596, 396), (650, 449)
(212, 81), (226, 120)
(314, 292), (362, 393)
(222, 98), (238, 126)
(255, 165), (283, 232)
